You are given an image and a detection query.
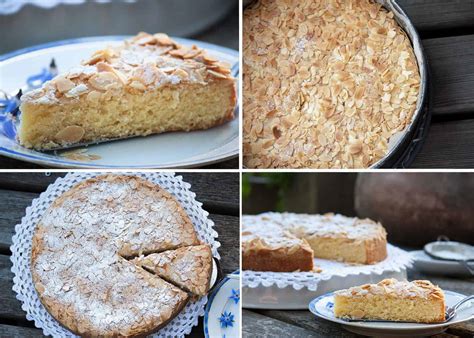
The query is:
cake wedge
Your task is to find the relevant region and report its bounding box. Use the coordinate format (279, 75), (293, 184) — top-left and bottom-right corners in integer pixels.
(334, 279), (446, 323)
(134, 244), (213, 296)
(19, 32), (236, 150)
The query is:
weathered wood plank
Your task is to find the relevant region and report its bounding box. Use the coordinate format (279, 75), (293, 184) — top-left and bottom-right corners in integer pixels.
(254, 309), (358, 338)
(0, 172), (239, 214)
(178, 173), (240, 215)
(0, 189), (37, 253)
(0, 324), (43, 337)
(0, 155), (238, 170)
(0, 254), (28, 321)
(398, 0), (474, 34)
(424, 35), (474, 117)
(243, 309), (323, 337)
(0, 174), (64, 193)
(411, 118), (474, 168)
(211, 214), (240, 274)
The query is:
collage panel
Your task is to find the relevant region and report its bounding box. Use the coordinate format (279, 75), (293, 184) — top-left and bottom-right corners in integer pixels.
(242, 0), (474, 169)
(1, 0), (474, 337)
(0, 172), (240, 337)
(242, 172), (474, 336)
(0, 1), (239, 169)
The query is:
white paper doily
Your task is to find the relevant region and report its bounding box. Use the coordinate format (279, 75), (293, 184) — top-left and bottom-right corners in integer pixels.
(243, 244), (412, 291)
(10, 172), (220, 338)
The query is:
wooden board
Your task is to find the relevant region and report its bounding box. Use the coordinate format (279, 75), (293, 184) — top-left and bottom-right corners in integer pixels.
(412, 119), (474, 168)
(398, 0), (474, 33)
(424, 35), (474, 117)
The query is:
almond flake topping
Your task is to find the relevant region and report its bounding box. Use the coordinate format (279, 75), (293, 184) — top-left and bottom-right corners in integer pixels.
(243, 0), (420, 168)
(21, 32), (235, 105)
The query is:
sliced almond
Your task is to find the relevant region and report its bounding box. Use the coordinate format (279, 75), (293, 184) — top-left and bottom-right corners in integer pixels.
(135, 35), (157, 45)
(82, 49), (115, 65)
(55, 125), (85, 144)
(86, 90), (102, 102)
(88, 72), (120, 91)
(64, 84), (89, 98)
(349, 140), (363, 154)
(55, 77), (75, 93)
(172, 68), (189, 80)
(96, 62), (115, 73)
(207, 69), (228, 79)
(168, 48), (187, 58)
(154, 33), (175, 46)
(129, 80), (146, 91)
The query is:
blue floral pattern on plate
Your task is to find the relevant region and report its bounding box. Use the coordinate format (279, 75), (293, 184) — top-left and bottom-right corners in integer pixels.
(0, 59), (57, 140)
(204, 271), (240, 338)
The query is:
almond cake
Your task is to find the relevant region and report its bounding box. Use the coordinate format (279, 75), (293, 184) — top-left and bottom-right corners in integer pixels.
(31, 175), (214, 337)
(243, 0), (421, 168)
(334, 279), (446, 323)
(242, 213), (387, 272)
(19, 32), (236, 150)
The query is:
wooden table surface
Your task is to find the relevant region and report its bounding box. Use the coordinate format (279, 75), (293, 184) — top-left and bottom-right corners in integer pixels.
(0, 5), (239, 169)
(0, 172), (239, 337)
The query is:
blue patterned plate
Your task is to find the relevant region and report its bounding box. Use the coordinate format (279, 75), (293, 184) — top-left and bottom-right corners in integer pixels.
(0, 36), (238, 168)
(204, 271), (240, 338)
(309, 290), (474, 336)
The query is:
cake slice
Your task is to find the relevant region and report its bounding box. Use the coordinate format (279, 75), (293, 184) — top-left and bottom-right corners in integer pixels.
(242, 215), (314, 272)
(334, 279), (446, 323)
(134, 245), (213, 296)
(19, 32), (236, 150)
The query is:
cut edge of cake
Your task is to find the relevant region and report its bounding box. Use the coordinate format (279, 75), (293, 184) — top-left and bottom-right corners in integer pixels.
(333, 278), (446, 323)
(134, 244), (213, 296)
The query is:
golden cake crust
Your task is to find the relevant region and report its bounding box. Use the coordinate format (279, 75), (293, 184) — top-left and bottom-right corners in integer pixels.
(19, 32), (237, 150)
(243, 0), (420, 168)
(31, 174), (205, 337)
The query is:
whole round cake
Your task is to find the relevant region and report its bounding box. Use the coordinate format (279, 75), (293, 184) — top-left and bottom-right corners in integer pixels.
(243, 0), (420, 168)
(31, 175), (213, 337)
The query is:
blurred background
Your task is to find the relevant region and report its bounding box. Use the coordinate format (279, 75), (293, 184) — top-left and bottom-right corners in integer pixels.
(0, 0), (238, 54)
(242, 173), (474, 248)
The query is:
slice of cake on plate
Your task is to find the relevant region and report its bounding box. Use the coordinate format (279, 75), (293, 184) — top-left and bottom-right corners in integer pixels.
(134, 244), (213, 296)
(19, 32), (237, 150)
(242, 215), (314, 272)
(334, 279), (446, 323)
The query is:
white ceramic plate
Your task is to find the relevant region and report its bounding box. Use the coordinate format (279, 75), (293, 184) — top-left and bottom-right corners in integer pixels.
(204, 271), (240, 338)
(411, 250), (473, 277)
(309, 290), (474, 336)
(0, 36), (239, 168)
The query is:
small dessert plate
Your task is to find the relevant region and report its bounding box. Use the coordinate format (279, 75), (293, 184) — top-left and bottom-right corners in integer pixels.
(204, 271), (240, 338)
(0, 36), (239, 168)
(309, 291), (474, 336)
